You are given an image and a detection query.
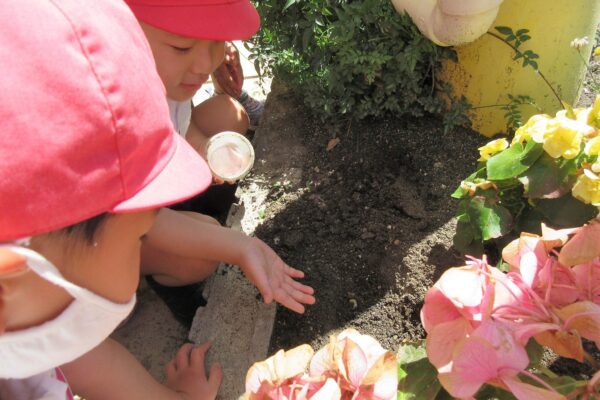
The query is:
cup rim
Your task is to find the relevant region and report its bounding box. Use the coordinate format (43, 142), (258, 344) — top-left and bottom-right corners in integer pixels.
(205, 131), (255, 181)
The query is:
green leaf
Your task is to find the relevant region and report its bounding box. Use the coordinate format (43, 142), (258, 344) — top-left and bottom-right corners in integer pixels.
(487, 142), (542, 180)
(495, 26), (514, 36)
(282, 0), (296, 11)
(475, 384), (517, 399)
(519, 152), (571, 199)
(466, 197), (512, 240)
(535, 193), (599, 228)
(525, 339), (544, 368)
(515, 28), (530, 36)
(453, 215), (475, 254)
(397, 357), (442, 400)
(397, 342), (427, 364)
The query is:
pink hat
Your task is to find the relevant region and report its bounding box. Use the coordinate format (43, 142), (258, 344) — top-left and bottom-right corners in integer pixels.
(0, 0), (212, 241)
(125, 0), (260, 41)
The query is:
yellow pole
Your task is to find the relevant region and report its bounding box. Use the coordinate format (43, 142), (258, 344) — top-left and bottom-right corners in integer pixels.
(440, 0), (600, 137)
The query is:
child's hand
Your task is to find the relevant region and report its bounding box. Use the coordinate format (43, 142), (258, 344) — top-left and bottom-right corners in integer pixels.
(165, 342), (222, 400)
(239, 237), (316, 313)
(212, 42), (243, 99)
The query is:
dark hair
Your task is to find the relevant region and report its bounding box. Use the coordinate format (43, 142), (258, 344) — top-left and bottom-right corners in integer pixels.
(58, 213), (109, 244)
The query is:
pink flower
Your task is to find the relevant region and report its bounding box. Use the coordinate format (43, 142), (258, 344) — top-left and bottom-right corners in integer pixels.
(309, 329), (397, 400)
(558, 219), (600, 267)
(438, 320), (563, 400)
(421, 257), (495, 334)
(572, 260), (600, 304)
(244, 344), (314, 400)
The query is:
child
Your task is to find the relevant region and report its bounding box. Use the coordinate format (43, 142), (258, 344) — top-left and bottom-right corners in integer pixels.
(124, 0), (315, 324)
(0, 0), (311, 398)
(124, 0), (259, 155)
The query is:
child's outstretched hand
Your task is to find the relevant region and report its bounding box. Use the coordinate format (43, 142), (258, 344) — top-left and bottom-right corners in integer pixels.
(165, 342), (222, 400)
(239, 237), (316, 313)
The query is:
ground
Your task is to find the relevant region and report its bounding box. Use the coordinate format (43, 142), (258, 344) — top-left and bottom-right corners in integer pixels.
(242, 80), (487, 353)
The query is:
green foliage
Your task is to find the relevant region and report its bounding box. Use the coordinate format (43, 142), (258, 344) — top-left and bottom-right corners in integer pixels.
(494, 26), (539, 70)
(249, 0), (462, 125)
(397, 342), (444, 399)
(502, 94), (541, 131)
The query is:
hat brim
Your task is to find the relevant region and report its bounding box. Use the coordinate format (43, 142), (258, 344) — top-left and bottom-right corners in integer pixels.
(112, 131), (212, 213)
(128, 0), (260, 41)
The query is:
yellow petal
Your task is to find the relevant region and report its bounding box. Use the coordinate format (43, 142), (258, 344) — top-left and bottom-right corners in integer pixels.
(478, 138), (508, 161)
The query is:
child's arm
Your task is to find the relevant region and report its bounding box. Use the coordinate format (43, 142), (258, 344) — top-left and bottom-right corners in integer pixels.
(146, 208), (316, 313)
(61, 338), (221, 400)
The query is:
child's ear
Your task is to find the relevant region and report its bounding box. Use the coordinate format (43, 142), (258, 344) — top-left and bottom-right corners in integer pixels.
(0, 248), (27, 276)
(0, 249), (27, 334)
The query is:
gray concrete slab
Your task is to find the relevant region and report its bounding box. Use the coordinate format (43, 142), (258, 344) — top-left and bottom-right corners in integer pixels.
(111, 278), (188, 382)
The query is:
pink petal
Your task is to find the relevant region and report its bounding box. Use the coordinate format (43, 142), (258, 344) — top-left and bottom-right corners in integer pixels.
(557, 301), (600, 346)
(310, 378), (341, 400)
(501, 375), (565, 400)
(309, 344), (336, 377)
(343, 338), (369, 388)
(559, 220), (600, 267)
(426, 318), (472, 369)
(438, 267), (484, 308)
(372, 368), (400, 400)
(420, 287), (462, 333)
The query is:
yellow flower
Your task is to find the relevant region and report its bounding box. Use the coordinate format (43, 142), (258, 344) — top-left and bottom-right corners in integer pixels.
(594, 47), (600, 57)
(585, 136), (600, 156)
(541, 116), (591, 159)
(572, 170), (600, 205)
(587, 95), (600, 129)
(478, 138), (508, 161)
(512, 114), (552, 145)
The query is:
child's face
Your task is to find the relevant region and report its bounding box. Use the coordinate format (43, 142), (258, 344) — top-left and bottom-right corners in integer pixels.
(141, 22), (226, 102)
(1, 210), (157, 332)
(34, 210), (157, 303)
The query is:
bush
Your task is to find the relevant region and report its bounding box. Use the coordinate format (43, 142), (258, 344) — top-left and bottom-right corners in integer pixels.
(248, 0), (464, 127)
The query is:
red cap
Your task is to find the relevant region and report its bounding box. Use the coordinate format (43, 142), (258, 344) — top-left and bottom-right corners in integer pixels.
(0, 0), (212, 241)
(125, 0), (260, 41)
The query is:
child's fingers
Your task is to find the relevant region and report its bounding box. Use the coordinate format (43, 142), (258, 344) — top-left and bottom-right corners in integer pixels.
(285, 265), (305, 279)
(190, 342), (212, 375)
(292, 290), (316, 306)
(289, 279), (315, 295)
(175, 343), (194, 369)
(277, 293), (305, 314)
(165, 360), (177, 377)
(208, 363), (223, 396)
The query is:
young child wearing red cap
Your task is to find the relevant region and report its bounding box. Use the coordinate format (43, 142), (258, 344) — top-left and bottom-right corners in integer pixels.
(122, 0), (315, 326)
(124, 0), (262, 154)
(0, 0), (310, 398)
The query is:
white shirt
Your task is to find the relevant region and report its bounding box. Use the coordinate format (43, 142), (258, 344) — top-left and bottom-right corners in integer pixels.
(167, 99), (192, 138)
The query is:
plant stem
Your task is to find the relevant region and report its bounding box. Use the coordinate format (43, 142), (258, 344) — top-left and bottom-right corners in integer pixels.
(486, 31), (563, 109)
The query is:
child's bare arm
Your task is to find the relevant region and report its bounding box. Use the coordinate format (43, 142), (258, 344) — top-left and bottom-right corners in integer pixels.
(61, 338), (221, 400)
(146, 208), (315, 313)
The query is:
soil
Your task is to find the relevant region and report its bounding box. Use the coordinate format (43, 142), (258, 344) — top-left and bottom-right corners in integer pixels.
(243, 80), (488, 353)
(242, 52), (600, 380)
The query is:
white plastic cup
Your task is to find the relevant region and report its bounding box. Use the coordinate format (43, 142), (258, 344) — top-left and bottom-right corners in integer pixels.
(205, 131), (255, 182)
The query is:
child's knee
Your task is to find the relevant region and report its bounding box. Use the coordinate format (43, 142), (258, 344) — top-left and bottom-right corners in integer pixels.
(179, 211), (221, 227)
(196, 94), (249, 135)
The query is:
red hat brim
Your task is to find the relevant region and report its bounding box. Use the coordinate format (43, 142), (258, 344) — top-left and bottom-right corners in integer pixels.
(112, 131), (212, 213)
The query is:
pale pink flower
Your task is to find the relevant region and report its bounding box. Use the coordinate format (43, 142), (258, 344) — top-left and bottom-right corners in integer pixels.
(572, 260), (600, 304)
(421, 257), (495, 333)
(438, 319), (563, 400)
(309, 329), (397, 400)
(244, 344), (314, 400)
